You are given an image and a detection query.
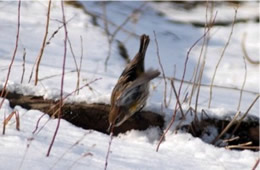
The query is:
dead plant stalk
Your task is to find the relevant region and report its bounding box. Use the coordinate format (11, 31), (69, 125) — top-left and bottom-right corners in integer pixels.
(237, 55), (247, 111)
(34, 0), (52, 86)
(2, 111), (20, 135)
(67, 35), (84, 95)
(153, 31), (168, 108)
(21, 48), (26, 83)
(232, 94), (260, 135)
(189, 1), (213, 106)
(46, 0), (68, 157)
(0, 0), (21, 110)
(208, 9), (237, 108)
(156, 11), (218, 152)
(252, 158), (260, 170)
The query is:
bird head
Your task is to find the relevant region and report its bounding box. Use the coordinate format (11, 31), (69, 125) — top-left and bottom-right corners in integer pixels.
(108, 105), (129, 132)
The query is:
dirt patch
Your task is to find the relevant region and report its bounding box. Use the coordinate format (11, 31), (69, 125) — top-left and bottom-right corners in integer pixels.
(3, 91), (164, 135)
(182, 116), (259, 151)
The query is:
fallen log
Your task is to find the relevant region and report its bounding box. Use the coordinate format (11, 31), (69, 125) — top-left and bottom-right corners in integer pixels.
(3, 91), (164, 135)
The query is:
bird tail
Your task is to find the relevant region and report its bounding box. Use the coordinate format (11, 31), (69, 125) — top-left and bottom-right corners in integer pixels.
(138, 34), (150, 57)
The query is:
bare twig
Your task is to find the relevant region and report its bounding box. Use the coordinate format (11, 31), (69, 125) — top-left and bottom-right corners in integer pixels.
(175, 107), (195, 130)
(21, 48), (26, 83)
(237, 55), (247, 111)
(0, 0), (21, 109)
(225, 141), (257, 150)
(154, 31), (168, 108)
(212, 111), (240, 145)
(252, 158), (260, 170)
(104, 128), (114, 170)
(76, 36), (84, 95)
(46, 16), (75, 45)
(194, 61), (206, 117)
(67, 36), (83, 95)
(68, 38), (78, 71)
(28, 12), (75, 84)
(208, 9), (237, 108)
(232, 94), (260, 135)
(46, 0), (68, 157)
(34, 0), (52, 86)
(28, 60), (36, 83)
(2, 111), (20, 135)
(222, 136), (240, 143)
(170, 80), (185, 118)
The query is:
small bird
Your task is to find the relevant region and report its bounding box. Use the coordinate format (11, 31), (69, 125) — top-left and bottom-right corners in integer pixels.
(108, 34), (160, 132)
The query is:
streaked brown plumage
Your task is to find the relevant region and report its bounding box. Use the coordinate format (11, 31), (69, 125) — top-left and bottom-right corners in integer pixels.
(108, 34), (160, 132)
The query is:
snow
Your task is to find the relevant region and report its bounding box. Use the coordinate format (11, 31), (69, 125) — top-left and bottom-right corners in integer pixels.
(0, 1), (259, 170)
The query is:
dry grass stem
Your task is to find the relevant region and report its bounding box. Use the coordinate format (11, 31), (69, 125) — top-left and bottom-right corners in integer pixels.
(77, 36), (84, 95)
(67, 36), (83, 95)
(21, 48), (26, 83)
(208, 9), (237, 108)
(2, 111), (20, 135)
(241, 32), (260, 65)
(46, 16), (75, 45)
(34, 0), (52, 86)
(237, 55), (247, 111)
(170, 80), (185, 118)
(212, 110), (240, 145)
(104, 127), (114, 170)
(194, 61), (206, 116)
(231, 94), (260, 135)
(46, 0), (68, 157)
(0, 0), (21, 110)
(154, 31), (168, 108)
(225, 142), (258, 150)
(189, 1), (213, 106)
(252, 158), (260, 170)
(194, 3), (216, 114)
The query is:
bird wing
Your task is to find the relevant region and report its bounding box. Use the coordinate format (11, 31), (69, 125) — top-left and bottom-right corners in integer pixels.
(116, 69), (160, 107)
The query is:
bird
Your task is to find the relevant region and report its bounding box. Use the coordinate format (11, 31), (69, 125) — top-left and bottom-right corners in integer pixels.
(108, 34), (160, 132)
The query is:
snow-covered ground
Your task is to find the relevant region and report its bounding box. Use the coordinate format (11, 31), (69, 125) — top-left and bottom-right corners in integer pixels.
(0, 1), (259, 170)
